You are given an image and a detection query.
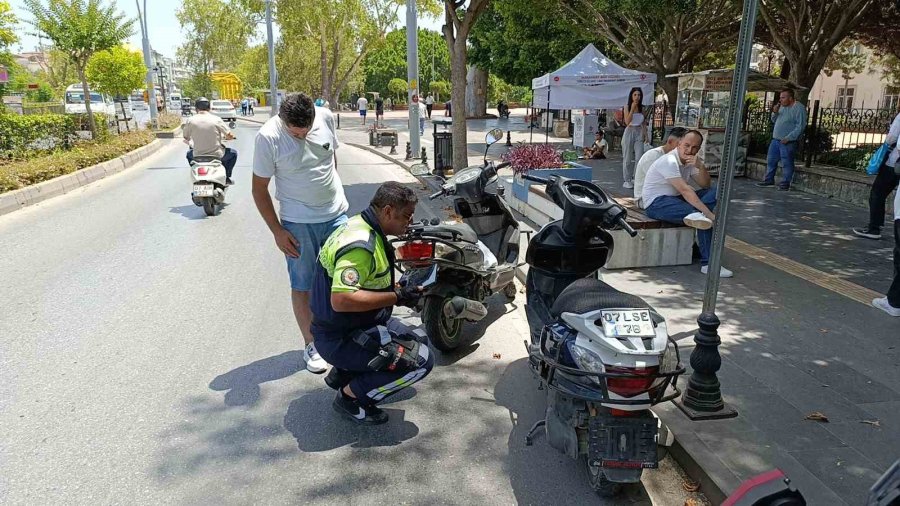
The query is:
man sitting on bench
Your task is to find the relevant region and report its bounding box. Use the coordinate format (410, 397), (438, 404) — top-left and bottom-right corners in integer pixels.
(641, 129), (733, 278)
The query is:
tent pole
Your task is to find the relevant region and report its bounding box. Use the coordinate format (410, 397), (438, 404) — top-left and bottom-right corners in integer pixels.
(545, 87), (550, 144)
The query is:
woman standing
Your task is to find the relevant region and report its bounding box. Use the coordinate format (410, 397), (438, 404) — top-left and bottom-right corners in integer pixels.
(621, 87), (648, 189)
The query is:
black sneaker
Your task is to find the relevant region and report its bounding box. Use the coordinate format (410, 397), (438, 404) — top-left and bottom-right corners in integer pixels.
(777, 184), (790, 191)
(332, 392), (388, 425)
(756, 181), (775, 187)
(226, 177), (235, 186)
(852, 227), (882, 240)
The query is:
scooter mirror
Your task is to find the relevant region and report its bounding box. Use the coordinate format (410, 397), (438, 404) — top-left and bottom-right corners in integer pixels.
(409, 163), (431, 176)
(485, 128), (504, 146)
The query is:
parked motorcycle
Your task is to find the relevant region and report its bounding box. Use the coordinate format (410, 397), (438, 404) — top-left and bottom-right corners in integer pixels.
(397, 128), (520, 351)
(520, 171), (685, 498)
(190, 156), (228, 216)
(497, 100), (510, 119)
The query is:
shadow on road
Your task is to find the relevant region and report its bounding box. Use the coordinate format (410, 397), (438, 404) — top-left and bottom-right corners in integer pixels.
(168, 203), (230, 220)
(209, 350), (304, 407)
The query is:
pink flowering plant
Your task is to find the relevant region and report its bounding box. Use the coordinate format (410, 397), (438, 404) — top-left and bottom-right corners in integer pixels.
(503, 143), (566, 175)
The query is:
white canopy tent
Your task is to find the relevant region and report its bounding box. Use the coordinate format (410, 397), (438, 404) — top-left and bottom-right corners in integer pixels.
(531, 44), (657, 110)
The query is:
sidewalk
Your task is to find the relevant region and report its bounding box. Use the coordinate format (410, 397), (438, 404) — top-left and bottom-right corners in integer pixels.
(249, 109), (899, 503)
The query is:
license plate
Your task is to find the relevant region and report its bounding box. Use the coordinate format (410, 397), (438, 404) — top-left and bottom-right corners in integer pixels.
(599, 309), (654, 337)
(589, 415), (659, 469)
(193, 184), (214, 197)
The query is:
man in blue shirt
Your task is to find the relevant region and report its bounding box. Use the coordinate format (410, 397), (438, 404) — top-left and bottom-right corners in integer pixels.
(757, 89), (807, 191)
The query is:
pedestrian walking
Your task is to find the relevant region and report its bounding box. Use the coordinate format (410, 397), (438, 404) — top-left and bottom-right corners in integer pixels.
(251, 93), (349, 373)
(425, 93), (434, 119)
(413, 94), (427, 135)
(241, 97), (248, 116)
(375, 95), (384, 126)
(248, 97), (254, 116)
(621, 87), (648, 189)
(386, 96), (393, 111)
(873, 187), (900, 317)
(756, 88), (807, 191)
(357, 95), (368, 125)
(853, 108), (900, 240)
(445, 99), (451, 117)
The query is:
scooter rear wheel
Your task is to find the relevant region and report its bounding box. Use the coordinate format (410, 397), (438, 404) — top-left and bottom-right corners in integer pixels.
(423, 295), (463, 351)
(586, 459), (623, 498)
(202, 198), (218, 216)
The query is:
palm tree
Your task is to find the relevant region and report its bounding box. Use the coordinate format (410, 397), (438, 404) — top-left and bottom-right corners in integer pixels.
(24, 0), (134, 139)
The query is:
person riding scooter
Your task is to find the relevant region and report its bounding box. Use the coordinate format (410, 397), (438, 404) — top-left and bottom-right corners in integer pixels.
(310, 182), (435, 425)
(183, 97), (237, 185)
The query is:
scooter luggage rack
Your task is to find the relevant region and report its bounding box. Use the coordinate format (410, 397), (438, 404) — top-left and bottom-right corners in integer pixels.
(527, 324), (685, 406)
(391, 235), (497, 276)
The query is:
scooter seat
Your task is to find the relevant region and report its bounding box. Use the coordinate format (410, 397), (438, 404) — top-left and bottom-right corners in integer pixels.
(550, 277), (657, 318)
(421, 223), (478, 243)
(192, 156), (222, 164)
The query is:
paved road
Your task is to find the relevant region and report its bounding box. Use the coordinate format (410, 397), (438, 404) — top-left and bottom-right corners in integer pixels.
(0, 122), (700, 505)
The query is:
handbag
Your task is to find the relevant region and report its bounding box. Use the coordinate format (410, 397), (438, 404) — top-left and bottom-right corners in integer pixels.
(866, 143), (892, 175)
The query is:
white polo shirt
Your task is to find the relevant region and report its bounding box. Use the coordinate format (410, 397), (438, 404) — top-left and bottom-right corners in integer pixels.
(640, 148), (700, 209)
(252, 107), (348, 223)
(634, 146), (666, 206)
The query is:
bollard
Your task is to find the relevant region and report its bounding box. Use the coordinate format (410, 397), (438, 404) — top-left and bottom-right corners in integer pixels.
(405, 142), (412, 161)
(389, 136), (398, 155)
(421, 147), (428, 165)
(506, 130), (512, 147)
(337, 114), (340, 130)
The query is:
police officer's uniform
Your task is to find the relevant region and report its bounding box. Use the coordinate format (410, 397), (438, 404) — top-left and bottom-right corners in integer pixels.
(310, 207), (434, 409)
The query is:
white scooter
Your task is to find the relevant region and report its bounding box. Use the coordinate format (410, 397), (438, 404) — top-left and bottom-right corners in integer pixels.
(190, 156), (227, 216)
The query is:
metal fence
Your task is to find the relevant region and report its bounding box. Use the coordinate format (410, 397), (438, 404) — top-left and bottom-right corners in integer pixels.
(22, 102), (66, 115)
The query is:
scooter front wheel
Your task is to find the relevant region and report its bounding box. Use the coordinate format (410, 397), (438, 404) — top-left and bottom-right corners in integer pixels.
(423, 295), (463, 351)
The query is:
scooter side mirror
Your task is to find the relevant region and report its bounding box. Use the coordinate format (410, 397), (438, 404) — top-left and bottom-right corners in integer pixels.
(485, 128), (504, 146)
(409, 163), (431, 176)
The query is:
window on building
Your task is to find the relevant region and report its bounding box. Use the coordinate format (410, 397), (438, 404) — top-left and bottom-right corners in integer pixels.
(837, 86), (855, 110)
(883, 86), (900, 111)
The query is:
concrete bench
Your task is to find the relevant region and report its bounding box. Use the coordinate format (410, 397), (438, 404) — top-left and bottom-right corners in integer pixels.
(512, 184), (694, 269)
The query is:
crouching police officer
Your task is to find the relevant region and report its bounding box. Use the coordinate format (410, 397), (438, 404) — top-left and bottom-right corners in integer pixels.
(310, 182), (434, 425)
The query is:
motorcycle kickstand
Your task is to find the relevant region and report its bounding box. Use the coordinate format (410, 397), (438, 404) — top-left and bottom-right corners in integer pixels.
(524, 419), (546, 446)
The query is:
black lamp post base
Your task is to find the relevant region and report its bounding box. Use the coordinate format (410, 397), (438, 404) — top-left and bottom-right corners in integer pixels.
(675, 400), (737, 421)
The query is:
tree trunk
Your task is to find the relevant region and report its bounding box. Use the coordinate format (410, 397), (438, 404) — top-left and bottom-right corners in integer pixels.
(77, 67), (97, 140)
(465, 66), (488, 118)
(450, 37), (469, 170)
(658, 77), (679, 119)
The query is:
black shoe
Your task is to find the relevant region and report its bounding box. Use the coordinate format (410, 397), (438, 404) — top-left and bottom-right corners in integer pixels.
(226, 177), (235, 186)
(777, 184), (790, 191)
(333, 392), (388, 425)
(756, 181), (775, 187)
(324, 368), (354, 390)
(852, 227), (882, 240)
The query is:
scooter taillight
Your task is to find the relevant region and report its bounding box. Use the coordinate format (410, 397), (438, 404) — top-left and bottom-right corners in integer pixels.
(197, 166), (209, 176)
(605, 366), (659, 398)
(397, 241), (434, 260)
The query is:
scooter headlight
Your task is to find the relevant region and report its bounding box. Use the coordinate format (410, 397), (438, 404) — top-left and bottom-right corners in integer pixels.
(567, 341), (605, 381)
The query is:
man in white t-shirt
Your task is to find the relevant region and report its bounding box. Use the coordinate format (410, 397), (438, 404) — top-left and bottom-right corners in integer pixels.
(634, 127), (687, 205)
(425, 93), (435, 119)
(642, 129), (732, 278)
(357, 95), (369, 125)
(252, 93), (350, 373)
(583, 131), (608, 160)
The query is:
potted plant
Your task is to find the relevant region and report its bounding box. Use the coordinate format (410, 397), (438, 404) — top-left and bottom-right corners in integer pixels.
(504, 143), (591, 200)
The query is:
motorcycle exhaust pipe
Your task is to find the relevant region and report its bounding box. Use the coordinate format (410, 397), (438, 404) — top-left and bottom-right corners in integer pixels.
(443, 296), (488, 322)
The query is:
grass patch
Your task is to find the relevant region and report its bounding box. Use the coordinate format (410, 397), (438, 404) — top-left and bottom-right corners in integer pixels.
(156, 112), (183, 130)
(0, 130), (155, 194)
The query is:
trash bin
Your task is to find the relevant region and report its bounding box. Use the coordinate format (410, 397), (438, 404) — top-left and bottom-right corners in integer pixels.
(433, 131), (453, 173)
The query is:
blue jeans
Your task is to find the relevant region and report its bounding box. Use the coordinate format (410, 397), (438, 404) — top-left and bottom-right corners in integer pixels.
(187, 148), (237, 179)
(645, 188), (717, 265)
(419, 117), (426, 135)
(282, 214), (348, 291)
(764, 139), (798, 187)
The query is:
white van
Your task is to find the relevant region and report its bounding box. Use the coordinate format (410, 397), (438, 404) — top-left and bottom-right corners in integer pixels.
(64, 84), (116, 116)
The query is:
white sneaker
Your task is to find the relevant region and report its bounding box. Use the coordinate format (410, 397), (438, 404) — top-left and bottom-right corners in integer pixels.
(701, 265), (733, 278)
(623, 181), (634, 189)
(872, 297), (900, 317)
(303, 343), (328, 374)
(683, 212), (713, 230)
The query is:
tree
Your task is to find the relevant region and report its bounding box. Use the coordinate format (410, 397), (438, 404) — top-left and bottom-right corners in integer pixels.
(34, 47), (80, 97)
(442, 0), (492, 170)
(388, 77), (407, 102)
(235, 44), (269, 95)
(362, 28), (450, 99)
(557, 0), (741, 110)
(854, 2), (900, 60)
(181, 72), (213, 98)
(823, 39), (867, 82)
(429, 80), (450, 102)
(757, 0), (877, 102)
(0, 0), (16, 48)
(86, 45), (145, 128)
(176, 0), (253, 77)
(24, 0), (134, 139)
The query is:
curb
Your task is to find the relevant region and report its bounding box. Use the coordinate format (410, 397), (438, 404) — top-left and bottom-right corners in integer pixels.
(0, 138), (168, 218)
(346, 142), (414, 172)
(238, 116), (265, 125)
(155, 125), (183, 139)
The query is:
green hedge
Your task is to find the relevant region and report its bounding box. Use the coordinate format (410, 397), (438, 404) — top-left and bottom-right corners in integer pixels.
(0, 130), (155, 193)
(0, 113), (76, 159)
(816, 144), (880, 173)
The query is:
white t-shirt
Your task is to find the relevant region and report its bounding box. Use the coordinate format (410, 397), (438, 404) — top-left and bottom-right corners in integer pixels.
(357, 97), (368, 111)
(886, 112), (900, 168)
(252, 107), (348, 223)
(183, 112), (229, 158)
(425, 96), (434, 105)
(640, 148), (700, 209)
(634, 146), (666, 205)
(418, 101), (427, 119)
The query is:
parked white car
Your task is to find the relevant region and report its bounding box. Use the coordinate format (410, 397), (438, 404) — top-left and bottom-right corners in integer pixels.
(64, 84), (116, 117)
(210, 100), (238, 121)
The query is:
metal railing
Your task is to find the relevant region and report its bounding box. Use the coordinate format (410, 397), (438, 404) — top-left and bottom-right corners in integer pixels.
(22, 102), (66, 115)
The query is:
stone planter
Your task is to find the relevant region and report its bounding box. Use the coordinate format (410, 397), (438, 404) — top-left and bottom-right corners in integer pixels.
(510, 162), (592, 201)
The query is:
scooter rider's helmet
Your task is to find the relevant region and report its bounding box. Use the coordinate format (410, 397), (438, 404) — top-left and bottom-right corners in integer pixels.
(195, 97), (211, 111)
(315, 98), (325, 107)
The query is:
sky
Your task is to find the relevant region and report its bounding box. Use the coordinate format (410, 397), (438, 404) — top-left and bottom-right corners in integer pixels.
(8, 0), (444, 62)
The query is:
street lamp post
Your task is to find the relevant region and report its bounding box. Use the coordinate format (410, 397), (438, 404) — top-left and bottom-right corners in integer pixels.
(406, 0), (421, 155)
(675, 0), (760, 421)
(154, 63), (168, 109)
(135, 0), (159, 128)
(265, 0), (278, 115)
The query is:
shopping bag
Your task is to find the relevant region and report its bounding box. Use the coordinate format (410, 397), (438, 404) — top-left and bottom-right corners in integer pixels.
(866, 143), (891, 175)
